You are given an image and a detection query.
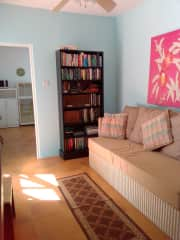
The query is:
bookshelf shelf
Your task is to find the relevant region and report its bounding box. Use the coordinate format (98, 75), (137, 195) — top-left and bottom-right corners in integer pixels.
(61, 66), (103, 69)
(62, 80), (102, 82)
(63, 92), (102, 96)
(56, 49), (104, 160)
(64, 105), (101, 111)
(60, 149), (89, 160)
(64, 121), (98, 127)
(62, 80), (102, 83)
(86, 134), (98, 138)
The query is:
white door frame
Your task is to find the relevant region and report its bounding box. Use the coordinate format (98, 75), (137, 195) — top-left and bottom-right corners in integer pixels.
(0, 42), (40, 158)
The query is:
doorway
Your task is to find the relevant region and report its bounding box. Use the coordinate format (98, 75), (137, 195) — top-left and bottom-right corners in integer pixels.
(0, 43), (40, 158)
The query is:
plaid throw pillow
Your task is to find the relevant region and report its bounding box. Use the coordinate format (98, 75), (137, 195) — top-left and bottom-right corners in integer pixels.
(142, 112), (173, 150)
(98, 113), (128, 139)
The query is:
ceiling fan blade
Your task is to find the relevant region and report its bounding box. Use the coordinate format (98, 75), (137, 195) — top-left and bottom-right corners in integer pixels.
(53, 0), (69, 11)
(96, 0), (116, 12)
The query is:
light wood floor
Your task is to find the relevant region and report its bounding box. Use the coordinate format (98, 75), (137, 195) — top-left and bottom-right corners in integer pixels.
(1, 126), (169, 240)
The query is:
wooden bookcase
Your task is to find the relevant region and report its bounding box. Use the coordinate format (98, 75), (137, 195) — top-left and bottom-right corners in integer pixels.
(56, 49), (104, 160)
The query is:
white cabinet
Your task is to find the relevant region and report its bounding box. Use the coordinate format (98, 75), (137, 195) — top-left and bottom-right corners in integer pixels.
(0, 99), (6, 128)
(6, 99), (19, 127)
(0, 88), (19, 128)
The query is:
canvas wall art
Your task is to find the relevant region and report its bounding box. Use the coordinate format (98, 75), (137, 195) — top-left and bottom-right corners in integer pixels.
(147, 29), (180, 107)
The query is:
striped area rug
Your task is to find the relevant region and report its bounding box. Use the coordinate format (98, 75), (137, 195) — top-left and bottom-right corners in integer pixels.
(58, 173), (150, 240)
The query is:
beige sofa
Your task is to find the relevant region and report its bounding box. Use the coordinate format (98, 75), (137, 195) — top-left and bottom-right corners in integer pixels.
(88, 106), (180, 240)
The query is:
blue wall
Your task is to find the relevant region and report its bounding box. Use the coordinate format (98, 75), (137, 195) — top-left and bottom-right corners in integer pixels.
(0, 5), (117, 158)
(0, 46), (31, 87)
(116, 0), (180, 110)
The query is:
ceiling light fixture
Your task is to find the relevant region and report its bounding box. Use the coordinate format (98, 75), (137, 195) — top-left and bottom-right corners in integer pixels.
(80, 0), (95, 8)
(53, 0), (116, 13)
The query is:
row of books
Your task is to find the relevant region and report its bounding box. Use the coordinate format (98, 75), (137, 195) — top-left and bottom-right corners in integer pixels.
(82, 108), (99, 123)
(64, 95), (101, 109)
(64, 137), (87, 152)
(61, 52), (103, 67)
(61, 68), (102, 81)
(63, 82), (101, 94)
(64, 107), (101, 124)
(89, 93), (101, 106)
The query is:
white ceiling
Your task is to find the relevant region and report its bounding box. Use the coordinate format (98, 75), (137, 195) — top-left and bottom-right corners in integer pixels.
(0, 0), (143, 16)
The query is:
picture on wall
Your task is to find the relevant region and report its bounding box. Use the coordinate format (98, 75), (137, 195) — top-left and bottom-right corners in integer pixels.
(147, 29), (180, 107)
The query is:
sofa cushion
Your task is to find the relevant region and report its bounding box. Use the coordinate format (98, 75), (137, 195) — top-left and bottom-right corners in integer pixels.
(111, 149), (180, 210)
(123, 106), (139, 139)
(98, 113), (128, 139)
(129, 106), (165, 144)
(88, 138), (143, 165)
(142, 112), (173, 150)
(161, 112), (180, 160)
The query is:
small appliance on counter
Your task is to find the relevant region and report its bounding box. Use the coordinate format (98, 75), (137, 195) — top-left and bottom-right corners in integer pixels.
(0, 80), (8, 88)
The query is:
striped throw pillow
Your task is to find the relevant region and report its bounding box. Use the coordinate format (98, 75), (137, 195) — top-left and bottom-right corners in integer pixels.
(98, 113), (128, 139)
(142, 112), (173, 150)
(110, 113), (128, 138)
(98, 116), (111, 137)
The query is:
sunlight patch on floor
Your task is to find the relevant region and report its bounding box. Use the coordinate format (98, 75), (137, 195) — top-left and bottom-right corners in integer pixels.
(35, 174), (59, 186)
(23, 189), (60, 201)
(3, 174), (11, 178)
(19, 174), (29, 179)
(19, 174), (61, 201)
(20, 179), (44, 188)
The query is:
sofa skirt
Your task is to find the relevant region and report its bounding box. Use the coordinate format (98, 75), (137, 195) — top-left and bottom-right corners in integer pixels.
(89, 150), (180, 240)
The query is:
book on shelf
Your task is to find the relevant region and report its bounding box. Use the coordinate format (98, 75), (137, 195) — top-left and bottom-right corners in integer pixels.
(90, 93), (101, 106)
(64, 138), (74, 152)
(61, 52), (103, 67)
(73, 130), (84, 137)
(85, 126), (98, 136)
(81, 107), (100, 123)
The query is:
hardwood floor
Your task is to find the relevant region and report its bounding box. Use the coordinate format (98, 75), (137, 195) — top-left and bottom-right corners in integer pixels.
(0, 126), (168, 240)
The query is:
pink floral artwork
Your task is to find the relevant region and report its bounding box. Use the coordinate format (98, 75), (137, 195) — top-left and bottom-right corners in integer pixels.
(147, 29), (180, 107)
